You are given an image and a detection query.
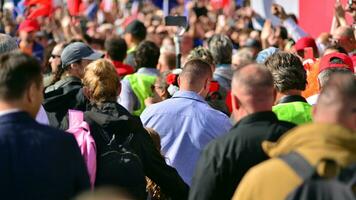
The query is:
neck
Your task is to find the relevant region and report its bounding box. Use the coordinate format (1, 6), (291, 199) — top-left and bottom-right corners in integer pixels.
(0, 101), (23, 113)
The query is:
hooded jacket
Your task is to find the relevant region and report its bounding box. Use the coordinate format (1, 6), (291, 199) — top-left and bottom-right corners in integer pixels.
(232, 123), (356, 200)
(43, 76), (88, 130)
(84, 102), (189, 200)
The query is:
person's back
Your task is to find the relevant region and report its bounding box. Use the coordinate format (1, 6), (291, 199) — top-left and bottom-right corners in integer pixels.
(233, 73), (356, 200)
(0, 52), (90, 199)
(119, 41), (160, 116)
(265, 52), (312, 125)
(189, 64), (295, 200)
(141, 59), (232, 185)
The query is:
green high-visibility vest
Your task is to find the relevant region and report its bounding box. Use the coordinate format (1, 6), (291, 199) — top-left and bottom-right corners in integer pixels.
(272, 101), (313, 125)
(127, 73), (156, 116)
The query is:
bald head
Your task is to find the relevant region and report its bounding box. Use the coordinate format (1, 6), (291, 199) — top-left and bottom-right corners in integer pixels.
(314, 73), (356, 131)
(231, 63), (275, 119)
(179, 59), (212, 95)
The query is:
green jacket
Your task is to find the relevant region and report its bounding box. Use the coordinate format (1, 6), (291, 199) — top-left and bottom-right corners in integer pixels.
(273, 101), (312, 125)
(127, 73), (156, 116)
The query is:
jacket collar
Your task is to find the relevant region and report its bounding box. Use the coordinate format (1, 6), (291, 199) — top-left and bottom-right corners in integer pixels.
(277, 95), (307, 104)
(0, 111), (33, 124)
(234, 111), (278, 127)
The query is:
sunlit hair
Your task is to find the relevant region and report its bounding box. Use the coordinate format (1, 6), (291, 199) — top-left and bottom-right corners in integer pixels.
(83, 59), (120, 104)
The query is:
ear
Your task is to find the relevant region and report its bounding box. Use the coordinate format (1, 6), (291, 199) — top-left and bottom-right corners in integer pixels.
(83, 86), (92, 100)
(231, 93), (240, 111)
(177, 76), (181, 87)
(272, 88), (277, 105)
(157, 62), (162, 71)
(117, 81), (122, 96)
(26, 82), (37, 104)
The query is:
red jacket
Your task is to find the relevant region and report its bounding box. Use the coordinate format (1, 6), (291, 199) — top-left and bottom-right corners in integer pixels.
(112, 60), (134, 77)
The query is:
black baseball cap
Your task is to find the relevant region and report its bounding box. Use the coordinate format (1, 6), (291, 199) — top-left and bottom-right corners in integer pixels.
(61, 42), (103, 68)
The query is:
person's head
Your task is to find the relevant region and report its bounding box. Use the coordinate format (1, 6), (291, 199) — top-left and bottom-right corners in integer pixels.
(313, 73), (356, 131)
(60, 42), (103, 79)
(157, 52), (176, 73)
(104, 36), (127, 62)
(151, 71), (171, 102)
(294, 37), (319, 58)
(49, 43), (67, 74)
(265, 52), (307, 96)
(318, 52), (354, 88)
(18, 19), (40, 43)
(232, 48), (254, 70)
(332, 26), (356, 53)
(179, 59), (213, 98)
(134, 40), (160, 69)
(124, 20), (147, 47)
(231, 63), (275, 122)
(0, 52), (43, 118)
(208, 34), (233, 65)
(0, 33), (18, 53)
(187, 46), (215, 71)
(83, 59), (120, 105)
(322, 43), (348, 56)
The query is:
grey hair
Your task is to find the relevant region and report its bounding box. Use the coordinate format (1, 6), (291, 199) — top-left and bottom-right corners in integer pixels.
(208, 34), (233, 65)
(318, 68), (353, 88)
(0, 34), (18, 54)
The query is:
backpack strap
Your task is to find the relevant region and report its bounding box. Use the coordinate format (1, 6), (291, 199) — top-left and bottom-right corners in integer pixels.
(68, 109), (84, 129)
(280, 152), (315, 180)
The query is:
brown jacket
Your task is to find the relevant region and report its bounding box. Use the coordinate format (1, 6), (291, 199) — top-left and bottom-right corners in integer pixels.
(232, 123), (356, 200)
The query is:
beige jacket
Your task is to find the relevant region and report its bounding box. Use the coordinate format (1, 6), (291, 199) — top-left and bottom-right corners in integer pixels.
(232, 123), (356, 200)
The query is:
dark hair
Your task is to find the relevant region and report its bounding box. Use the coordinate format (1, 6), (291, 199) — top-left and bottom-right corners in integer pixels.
(0, 52), (42, 100)
(134, 40), (160, 69)
(208, 34), (233, 65)
(265, 52), (307, 92)
(276, 26), (288, 40)
(50, 58), (79, 86)
(105, 36), (127, 62)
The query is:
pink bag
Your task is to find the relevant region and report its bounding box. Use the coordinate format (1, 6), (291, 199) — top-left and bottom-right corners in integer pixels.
(67, 109), (96, 189)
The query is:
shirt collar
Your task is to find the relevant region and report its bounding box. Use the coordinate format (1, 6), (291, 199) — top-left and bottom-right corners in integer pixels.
(172, 90), (206, 103)
(137, 68), (159, 76)
(0, 109), (21, 118)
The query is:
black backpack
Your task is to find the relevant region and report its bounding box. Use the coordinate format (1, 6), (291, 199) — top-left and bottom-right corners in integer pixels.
(280, 152), (356, 200)
(93, 120), (147, 200)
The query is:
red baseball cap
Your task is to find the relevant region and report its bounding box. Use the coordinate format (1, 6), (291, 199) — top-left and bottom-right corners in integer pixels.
(294, 37), (317, 52)
(319, 52), (354, 74)
(18, 19), (40, 33)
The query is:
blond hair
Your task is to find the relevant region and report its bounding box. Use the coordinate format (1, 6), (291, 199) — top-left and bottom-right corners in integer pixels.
(83, 59), (119, 104)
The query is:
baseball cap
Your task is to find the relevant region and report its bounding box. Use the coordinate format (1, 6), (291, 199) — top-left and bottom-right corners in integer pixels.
(256, 47), (279, 64)
(124, 20), (147, 40)
(319, 52), (354, 74)
(61, 42), (103, 68)
(294, 37), (317, 52)
(18, 19), (40, 33)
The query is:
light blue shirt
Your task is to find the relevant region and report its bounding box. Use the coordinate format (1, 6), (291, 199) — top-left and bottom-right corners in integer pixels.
(141, 90), (232, 185)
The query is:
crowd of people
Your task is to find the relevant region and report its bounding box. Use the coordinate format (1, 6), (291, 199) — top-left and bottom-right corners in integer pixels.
(0, 0), (355, 200)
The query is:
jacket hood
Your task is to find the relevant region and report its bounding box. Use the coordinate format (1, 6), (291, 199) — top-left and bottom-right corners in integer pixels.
(262, 123), (356, 167)
(43, 76), (82, 111)
(85, 102), (135, 132)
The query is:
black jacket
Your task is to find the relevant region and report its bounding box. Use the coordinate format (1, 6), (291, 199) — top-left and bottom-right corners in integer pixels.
(43, 76), (88, 130)
(189, 111), (296, 200)
(84, 102), (189, 200)
(0, 112), (90, 200)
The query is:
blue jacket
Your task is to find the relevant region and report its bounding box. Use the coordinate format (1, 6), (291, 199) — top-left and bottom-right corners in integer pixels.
(0, 112), (90, 200)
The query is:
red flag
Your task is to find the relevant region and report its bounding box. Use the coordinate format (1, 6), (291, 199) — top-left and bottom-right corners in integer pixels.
(27, 3), (52, 19)
(210, 0), (230, 10)
(67, 0), (82, 16)
(25, 0), (50, 6)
